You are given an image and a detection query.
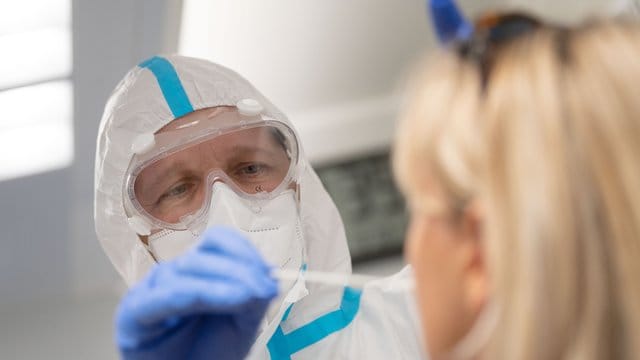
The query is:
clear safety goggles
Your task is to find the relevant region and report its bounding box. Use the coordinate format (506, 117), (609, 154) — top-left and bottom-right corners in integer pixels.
(123, 99), (301, 235)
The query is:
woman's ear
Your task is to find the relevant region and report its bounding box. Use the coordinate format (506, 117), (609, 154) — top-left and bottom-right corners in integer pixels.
(460, 199), (488, 317)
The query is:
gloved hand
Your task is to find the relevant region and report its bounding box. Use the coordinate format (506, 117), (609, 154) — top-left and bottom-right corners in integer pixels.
(116, 226), (278, 360)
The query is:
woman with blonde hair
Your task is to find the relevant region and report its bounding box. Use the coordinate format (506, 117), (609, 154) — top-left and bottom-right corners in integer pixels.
(395, 2), (640, 359)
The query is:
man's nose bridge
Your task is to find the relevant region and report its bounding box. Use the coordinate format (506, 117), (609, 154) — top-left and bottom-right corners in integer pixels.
(206, 169), (229, 188)
(201, 139), (223, 166)
(199, 140), (229, 186)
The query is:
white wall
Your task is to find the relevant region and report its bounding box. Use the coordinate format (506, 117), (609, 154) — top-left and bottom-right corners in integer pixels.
(180, 0), (430, 113)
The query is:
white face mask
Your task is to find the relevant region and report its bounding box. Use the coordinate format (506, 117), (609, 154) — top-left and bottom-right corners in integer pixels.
(149, 182), (304, 267)
(147, 182), (306, 320)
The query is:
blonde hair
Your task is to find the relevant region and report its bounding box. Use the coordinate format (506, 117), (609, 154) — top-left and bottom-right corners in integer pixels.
(394, 18), (640, 360)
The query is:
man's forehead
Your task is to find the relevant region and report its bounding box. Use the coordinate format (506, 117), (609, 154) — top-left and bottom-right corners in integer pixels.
(142, 134), (283, 175)
(158, 106), (235, 133)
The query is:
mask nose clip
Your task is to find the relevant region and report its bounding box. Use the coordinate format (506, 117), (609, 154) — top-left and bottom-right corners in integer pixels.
(207, 171), (225, 187)
(212, 180), (263, 214)
(205, 171), (230, 198)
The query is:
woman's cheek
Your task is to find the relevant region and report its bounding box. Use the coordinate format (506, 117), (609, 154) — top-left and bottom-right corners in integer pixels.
(405, 216), (434, 349)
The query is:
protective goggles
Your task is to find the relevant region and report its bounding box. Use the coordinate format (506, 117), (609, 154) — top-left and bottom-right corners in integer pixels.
(124, 99), (301, 235)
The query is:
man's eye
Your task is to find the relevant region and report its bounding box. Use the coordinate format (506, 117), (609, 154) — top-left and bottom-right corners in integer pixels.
(236, 163), (270, 177)
(159, 183), (191, 202)
(242, 164), (263, 175)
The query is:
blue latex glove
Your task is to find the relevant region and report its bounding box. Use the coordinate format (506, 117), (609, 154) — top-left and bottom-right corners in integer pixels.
(116, 226), (278, 360)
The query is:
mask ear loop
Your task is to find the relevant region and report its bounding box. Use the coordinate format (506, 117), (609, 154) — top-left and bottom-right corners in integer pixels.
(282, 198), (310, 305)
(269, 178), (308, 305)
(445, 300), (500, 359)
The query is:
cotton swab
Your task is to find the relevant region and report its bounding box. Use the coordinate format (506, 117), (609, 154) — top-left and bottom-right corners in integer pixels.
(271, 268), (415, 291)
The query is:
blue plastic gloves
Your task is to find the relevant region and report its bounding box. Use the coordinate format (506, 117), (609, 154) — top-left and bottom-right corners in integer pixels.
(115, 226), (278, 360)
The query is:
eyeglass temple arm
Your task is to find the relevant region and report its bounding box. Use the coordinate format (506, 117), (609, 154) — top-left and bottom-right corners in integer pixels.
(428, 0), (474, 45)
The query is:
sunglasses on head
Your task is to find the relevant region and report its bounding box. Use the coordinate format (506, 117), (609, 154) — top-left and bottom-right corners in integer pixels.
(454, 12), (566, 89)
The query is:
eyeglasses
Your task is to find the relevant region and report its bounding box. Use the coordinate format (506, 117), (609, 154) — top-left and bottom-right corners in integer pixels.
(455, 12), (545, 88)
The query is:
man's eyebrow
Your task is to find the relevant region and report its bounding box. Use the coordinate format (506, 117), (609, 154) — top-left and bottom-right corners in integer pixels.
(138, 161), (189, 198)
(229, 144), (281, 155)
(225, 144), (289, 163)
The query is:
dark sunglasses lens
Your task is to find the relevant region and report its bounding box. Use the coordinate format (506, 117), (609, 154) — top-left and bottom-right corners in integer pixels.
(489, 15), (540, 43)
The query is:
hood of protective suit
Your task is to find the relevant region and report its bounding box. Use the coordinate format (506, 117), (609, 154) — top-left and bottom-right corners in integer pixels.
(94, 54), (351, 286)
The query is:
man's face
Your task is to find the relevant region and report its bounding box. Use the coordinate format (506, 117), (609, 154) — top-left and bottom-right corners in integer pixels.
(134, 107), (292, 225)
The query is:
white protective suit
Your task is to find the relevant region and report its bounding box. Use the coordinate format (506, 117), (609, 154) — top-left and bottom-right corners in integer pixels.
(94, 54), (426, 359)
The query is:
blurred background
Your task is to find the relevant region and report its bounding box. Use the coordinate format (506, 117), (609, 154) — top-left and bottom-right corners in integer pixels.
(0, 0), (635, 358)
